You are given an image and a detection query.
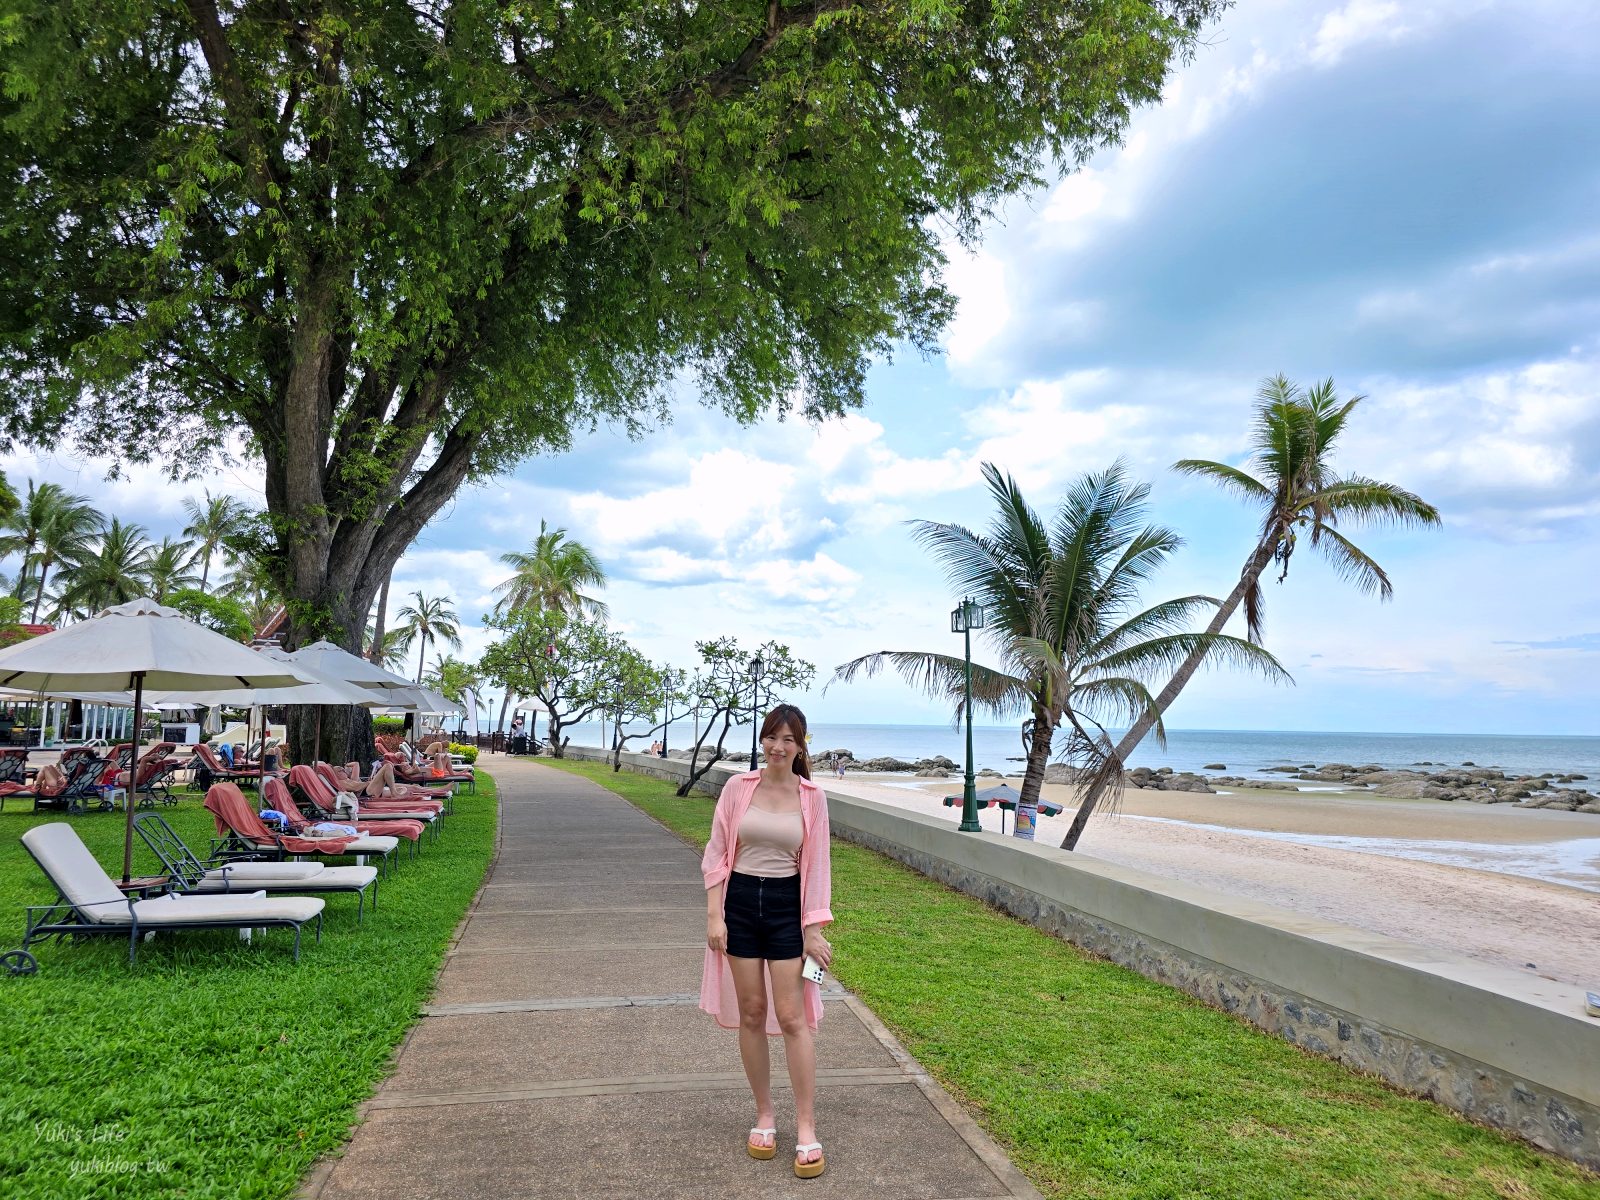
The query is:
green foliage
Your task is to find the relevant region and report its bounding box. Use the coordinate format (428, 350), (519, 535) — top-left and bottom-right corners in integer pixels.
(556, 758), (1598, 1200)
(166, 588), (256, 642)
(423, 654), (480, 704)
(448, 742), (479, 764)
(371, 714), (406, 734)
(0, 0), (1223, 648)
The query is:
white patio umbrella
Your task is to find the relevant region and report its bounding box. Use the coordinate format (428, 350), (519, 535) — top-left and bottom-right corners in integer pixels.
(0, 597), (310, 882)
(284, 641), (420, 761)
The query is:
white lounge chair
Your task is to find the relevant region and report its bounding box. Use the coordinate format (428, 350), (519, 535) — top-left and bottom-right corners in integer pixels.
(135, 813), (380, 924)
(21, 823), (324, 965)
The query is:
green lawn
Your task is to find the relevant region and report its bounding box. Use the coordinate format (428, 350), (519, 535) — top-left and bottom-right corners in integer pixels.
(0, 772), (497, 1200)
(545, 757), (1595, 1200)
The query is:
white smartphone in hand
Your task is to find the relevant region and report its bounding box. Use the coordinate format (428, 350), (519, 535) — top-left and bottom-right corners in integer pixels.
(801, 955), (826, 984)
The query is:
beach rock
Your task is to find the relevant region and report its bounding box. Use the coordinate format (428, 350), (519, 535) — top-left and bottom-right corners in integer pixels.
(1373, 780), (1441, 799)
(977, 769), (1003, 778)
(1262, 765), (1303, 774)
(857, 756), (915, 772)
(1358, 770), (1426, 787)
(1579, 803), (1600, 815)
(914, 767), (950, 778)
(820, 748), (855, 762)
(1043, 763), (1085, 784)
(1209, 776), (1298, 791)
(1461, 761), (1475, 766)
(1203, 763), (1227, 770)
(1162, 772), (1215, 793)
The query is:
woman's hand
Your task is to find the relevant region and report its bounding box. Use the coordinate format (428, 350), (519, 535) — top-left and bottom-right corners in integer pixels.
(803, 927), (832, 969)
(707, 915), (728, 954)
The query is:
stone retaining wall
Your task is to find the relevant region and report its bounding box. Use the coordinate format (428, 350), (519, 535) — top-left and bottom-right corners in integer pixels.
(560, 746), (1600, 1169)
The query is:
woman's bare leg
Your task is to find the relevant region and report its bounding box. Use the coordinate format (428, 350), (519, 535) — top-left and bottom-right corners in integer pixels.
(769, 957), (819, 1164)
(728, 955), (776, 1151)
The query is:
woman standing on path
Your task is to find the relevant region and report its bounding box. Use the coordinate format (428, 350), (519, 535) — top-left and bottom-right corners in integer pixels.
(701, 703), (834, 1178)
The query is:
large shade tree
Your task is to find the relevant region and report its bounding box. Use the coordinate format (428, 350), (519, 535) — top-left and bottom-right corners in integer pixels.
(835, 462), (1285, 824)
(1058, 376), (1441, 849)
(0, 0), (1223, 759)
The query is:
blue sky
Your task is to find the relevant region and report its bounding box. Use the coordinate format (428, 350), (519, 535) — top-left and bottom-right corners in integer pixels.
(6, 0), (1599, 735)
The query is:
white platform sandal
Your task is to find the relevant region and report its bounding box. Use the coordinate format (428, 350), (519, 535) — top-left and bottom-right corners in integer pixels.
(747, 1127), (776, 1160)
(794, 1141), (825, 1178)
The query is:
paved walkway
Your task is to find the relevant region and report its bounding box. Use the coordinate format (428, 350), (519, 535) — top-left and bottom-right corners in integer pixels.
(300, 758), (1042, 1200)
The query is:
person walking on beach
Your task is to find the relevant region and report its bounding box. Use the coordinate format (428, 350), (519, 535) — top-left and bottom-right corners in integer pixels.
(701, 703), (834, 1178)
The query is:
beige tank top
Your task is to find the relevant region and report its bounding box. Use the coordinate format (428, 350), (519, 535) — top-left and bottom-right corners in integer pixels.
(733, 805), (803, 877)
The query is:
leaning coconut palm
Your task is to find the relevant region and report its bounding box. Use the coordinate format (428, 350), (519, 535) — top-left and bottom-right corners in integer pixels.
(394, 591), (462, 682)
(493, 521), (609, 620)
(1058, 376), (1441, 850)
(835, 462), (1285, 828)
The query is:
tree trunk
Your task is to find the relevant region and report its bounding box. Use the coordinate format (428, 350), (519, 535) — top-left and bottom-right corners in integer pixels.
(30, 558), (50, 624)
(1059, 538), (1276, 850)
(496, 691), (511, 735)
(416, 632), (427, 683)
(1015, 710), (1055, 814)
(200, 551), (211, 591)
(369, 569), (392, 662)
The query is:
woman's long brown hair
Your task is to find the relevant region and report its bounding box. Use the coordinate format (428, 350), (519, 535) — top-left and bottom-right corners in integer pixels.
(759, 704), (811, 780)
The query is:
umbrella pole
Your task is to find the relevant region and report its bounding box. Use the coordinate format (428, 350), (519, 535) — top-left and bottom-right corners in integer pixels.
(123, 672), (145, 884)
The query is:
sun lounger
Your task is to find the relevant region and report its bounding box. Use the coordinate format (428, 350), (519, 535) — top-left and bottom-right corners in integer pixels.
(20, 823), (324, 965)
(305, 764), (445, 822)
(134, 814), (379, 923)
(274, 773), (429, 856)
(205, 782), (399, 874)
(190, 742), (264, 789)
(0, 754), (110, 814)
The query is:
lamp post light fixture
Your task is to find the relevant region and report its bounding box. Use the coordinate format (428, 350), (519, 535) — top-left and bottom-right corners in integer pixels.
(747, 654), (764, 771)
(951, 597), (987, 832)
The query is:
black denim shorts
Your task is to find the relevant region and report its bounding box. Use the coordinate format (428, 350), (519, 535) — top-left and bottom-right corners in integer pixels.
(724, 870), (804, 961)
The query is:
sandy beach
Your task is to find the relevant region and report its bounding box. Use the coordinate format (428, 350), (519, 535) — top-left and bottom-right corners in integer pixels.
(826, 773), (1600, 988)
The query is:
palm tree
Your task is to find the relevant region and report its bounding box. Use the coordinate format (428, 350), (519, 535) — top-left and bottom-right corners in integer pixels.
(52, 518), (153, 616)
(492, 521), (608, 619)
(395, 591), (462, 682)
(835, 462), (1284, 822)
(181, 491), (248, 589)
(1058, 376), (1442, 849)
(0, 481), (104, 621)
(144, 538), (202, 601)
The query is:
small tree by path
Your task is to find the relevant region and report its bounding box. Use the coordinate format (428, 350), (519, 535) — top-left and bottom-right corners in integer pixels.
(676, 638), (814, 797)
(479, 609), (616, 757)
(1059, 376), (1442, 850)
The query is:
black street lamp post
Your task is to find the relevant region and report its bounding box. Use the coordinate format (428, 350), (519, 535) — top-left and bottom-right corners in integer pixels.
(952, 597), (987, 832)
(747, 654), (764, 771)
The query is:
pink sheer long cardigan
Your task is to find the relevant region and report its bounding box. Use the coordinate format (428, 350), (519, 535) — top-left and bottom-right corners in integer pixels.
(698, 769), (834, 1035)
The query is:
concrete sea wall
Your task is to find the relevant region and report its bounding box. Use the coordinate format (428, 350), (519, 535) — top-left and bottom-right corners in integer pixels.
(559, 746), (1600, 1168)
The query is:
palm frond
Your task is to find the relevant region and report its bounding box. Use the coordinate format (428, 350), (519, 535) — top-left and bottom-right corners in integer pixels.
(1092, 631), (1291, 684)
(1302, 477), (1441, 528)
(1083, 595), (1220, 660)
(1171, 459), (1273, 504)
(830, 650), (1028, 720)
(1309, 526), (1393, 600)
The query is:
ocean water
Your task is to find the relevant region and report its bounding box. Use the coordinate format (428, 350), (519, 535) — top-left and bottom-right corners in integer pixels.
(520, 721), (1600, 780)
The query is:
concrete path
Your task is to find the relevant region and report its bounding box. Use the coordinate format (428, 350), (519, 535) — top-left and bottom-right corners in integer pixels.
(300, 758), (1043, 1200)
